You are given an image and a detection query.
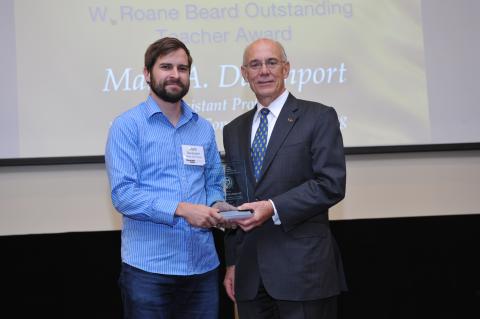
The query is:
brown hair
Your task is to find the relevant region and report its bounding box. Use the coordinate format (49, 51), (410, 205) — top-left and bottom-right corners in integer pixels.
(144, 37), (193, 73)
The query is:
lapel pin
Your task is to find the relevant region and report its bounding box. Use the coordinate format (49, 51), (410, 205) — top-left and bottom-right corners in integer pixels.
(287, 117), (294, 122)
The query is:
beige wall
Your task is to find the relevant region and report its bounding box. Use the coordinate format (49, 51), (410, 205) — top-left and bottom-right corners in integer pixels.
(1, 150), (479, 236)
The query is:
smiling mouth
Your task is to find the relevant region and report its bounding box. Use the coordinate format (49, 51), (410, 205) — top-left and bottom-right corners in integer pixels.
(165, 82), (183, 89)
(257, 80), (273, 85)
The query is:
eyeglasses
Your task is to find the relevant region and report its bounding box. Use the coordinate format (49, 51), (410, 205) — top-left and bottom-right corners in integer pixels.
(244, 58), (286, 71)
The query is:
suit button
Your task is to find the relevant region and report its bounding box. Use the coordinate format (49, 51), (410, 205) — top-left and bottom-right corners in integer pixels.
(255, 197), (259, 201)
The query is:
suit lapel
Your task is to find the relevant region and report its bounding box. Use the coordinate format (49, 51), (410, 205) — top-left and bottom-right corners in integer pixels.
(238, 108), (257, 190)
(257, 94), (299, 184)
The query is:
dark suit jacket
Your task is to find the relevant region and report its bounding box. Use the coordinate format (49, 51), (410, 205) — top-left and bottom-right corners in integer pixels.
(223, 93), (347, 301)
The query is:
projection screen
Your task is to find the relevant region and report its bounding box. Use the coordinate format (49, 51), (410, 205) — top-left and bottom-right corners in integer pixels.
(1, 0), (479, 161)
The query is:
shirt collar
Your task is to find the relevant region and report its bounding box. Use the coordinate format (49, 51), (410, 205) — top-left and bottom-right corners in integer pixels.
(145, 95), (198, 123)
(254, 89), (289, 120)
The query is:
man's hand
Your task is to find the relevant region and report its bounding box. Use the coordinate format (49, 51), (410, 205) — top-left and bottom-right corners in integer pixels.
(212, 201), (239, 230)
(223, 265), (236, 302)
(236, 200), (274, 232)
(175, 202), (225, 228)
(212, 201), (236, 212)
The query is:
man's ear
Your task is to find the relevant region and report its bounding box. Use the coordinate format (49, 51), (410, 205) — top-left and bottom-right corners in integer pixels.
(241, 66), (249, 83)
(283, 61), (290, 79)
(143, 67), (151, 84)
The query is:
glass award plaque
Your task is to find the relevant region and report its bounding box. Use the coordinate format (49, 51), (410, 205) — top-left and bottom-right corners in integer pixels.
(222, 160), (250, 206)
(220, 209), (253, 220)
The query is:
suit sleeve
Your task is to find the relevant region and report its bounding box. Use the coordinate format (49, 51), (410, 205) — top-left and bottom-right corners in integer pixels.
(271, 107), (346, 232)
(222, 124), (243, 266)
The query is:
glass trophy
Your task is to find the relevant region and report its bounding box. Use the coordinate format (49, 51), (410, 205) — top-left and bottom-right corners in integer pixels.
(222, 160), (250, 206)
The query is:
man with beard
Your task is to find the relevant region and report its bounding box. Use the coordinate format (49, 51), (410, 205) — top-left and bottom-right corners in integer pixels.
(105, 37), (229, 319)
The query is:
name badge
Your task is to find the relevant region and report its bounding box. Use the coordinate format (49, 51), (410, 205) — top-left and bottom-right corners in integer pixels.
(182, 145), (205, 166)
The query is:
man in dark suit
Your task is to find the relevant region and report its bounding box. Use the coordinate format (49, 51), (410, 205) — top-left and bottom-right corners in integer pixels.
(222, 38), (347, 319)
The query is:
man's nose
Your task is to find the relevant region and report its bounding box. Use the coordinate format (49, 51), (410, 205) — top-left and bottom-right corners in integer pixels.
(170, 67), (180, 78)
(259, 63), (270, 74)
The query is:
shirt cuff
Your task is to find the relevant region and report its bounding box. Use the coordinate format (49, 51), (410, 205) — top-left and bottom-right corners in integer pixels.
(152, 199), (177, 225)
(208, 197), (225, 207)
(269, 199), (281, 225)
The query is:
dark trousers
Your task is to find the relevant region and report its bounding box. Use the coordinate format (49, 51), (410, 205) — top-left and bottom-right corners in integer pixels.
(237, 283), (338, 319)
(119, 262), (219, 319)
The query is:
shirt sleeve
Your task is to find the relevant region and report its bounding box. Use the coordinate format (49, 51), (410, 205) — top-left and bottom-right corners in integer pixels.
(105, 116), (177, 225)
(204, 126), (225, 206)
(269, 199), (282, 225)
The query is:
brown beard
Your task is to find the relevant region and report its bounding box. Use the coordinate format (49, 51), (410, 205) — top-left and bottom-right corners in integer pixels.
(149, 77), (189, 103)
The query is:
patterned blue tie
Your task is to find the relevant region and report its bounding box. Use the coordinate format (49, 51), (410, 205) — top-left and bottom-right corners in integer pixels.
(251, 108), (270, 181)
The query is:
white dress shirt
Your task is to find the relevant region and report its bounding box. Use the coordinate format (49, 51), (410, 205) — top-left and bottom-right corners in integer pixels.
(250, 89), (290, 225)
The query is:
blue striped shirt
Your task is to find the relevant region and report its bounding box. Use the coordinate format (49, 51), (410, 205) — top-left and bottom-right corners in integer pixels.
(105, 95), (224, 275)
